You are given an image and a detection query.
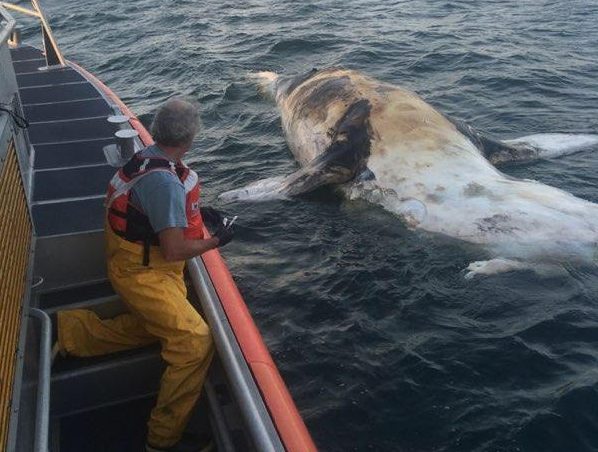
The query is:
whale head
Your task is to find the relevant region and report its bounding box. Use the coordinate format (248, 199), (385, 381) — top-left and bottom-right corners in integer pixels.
(250, 68), (328, 103)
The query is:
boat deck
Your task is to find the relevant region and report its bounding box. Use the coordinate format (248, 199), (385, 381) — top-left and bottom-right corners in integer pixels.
(10, 45), (254, 451)
(11, 45), (114, 237)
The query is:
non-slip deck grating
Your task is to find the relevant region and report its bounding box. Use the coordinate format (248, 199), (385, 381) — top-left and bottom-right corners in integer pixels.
(33, 165), (115, 201)
(33, 138), (115, 170)
(27, 116), (117, 145)
(20, 82), (101, 106)
(0, 140), (32, 451)
(16, 68), (84, 88)
(9, 46), (42, 61)
(24, 98), (111, 123)
(32, 197), (104, 236)
(12, 58), (46, 74)
(8, 46), (120, 237)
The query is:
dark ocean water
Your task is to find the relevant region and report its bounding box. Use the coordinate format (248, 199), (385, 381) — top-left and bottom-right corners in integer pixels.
(20, 1), (598, 450)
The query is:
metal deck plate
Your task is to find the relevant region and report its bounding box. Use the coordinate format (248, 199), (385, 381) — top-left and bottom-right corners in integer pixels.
(16, 68), (84, 88)
(9, 46), (43, 61)
(28, 117), (116, 144)
(32, 197), (104, 236)
(25, 98), (112, 122)
(20, 82), (101, 105)
(33, 165), (115, 201)
(34, 138), (115, 169)
(9, 45), (120, 237)
(12, 58), (46, 73)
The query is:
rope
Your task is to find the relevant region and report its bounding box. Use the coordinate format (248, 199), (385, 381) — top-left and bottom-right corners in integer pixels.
(0, 103), (29, 129)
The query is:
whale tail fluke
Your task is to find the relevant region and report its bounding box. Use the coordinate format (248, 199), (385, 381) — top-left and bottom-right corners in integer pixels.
(248, 71), (279, 100)
(451, 118), (598, 164)
(503, 133), (598, 160)
(464, 258), (567, 279)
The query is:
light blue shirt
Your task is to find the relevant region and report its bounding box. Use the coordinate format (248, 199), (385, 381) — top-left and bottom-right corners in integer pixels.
(130, 145), (188, 233)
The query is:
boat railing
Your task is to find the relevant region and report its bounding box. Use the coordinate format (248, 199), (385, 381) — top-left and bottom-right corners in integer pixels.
(0, 0), (64, 67)
(187, 258), (285, 451)
(0, 2), (15, 46)
(28, 309), (51, 452)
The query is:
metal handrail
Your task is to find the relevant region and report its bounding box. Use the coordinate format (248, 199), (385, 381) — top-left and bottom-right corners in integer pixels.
(0, 3), (16, 46)
(0, 0), (65, 66)
(187, 257), (284, 452)
(28, 308), (51, 452)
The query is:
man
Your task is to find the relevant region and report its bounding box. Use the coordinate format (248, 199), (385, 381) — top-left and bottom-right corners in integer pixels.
(55, 98), (231, 451)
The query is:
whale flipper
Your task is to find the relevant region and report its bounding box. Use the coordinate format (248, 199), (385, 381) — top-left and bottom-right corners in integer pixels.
(221, 96), (373, 202)
(278, 153), (356, 197)
(219, 151), (357, 202)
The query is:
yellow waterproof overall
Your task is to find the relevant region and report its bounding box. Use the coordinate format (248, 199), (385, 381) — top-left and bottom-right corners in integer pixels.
(57, 226), (214, 448)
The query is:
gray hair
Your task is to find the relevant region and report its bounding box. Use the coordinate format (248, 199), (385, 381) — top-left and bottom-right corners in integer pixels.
(150, 97), (201, 147)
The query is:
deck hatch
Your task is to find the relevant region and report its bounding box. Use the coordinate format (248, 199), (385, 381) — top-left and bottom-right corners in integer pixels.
(0, 139), (32, 451)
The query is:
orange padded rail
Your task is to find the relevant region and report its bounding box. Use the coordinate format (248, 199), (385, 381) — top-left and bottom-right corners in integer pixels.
(72, 63), (317, 452)
(0, 140), (32, 451)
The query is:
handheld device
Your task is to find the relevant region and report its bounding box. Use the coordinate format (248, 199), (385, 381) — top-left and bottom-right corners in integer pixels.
(223, 215), (238, 227)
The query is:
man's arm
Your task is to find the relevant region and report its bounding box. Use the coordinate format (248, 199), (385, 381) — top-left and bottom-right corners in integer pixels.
(159, 227), (219, 262)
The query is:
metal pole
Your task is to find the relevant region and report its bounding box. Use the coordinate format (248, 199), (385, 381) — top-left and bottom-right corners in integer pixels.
(0, 4), (16, 47)
(0, 3), (40, 19)
(28, 308), (51, 452)
(30, 0), (65, 66)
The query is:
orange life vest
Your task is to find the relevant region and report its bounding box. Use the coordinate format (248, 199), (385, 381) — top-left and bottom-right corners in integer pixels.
(106, 153), (204, 263)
